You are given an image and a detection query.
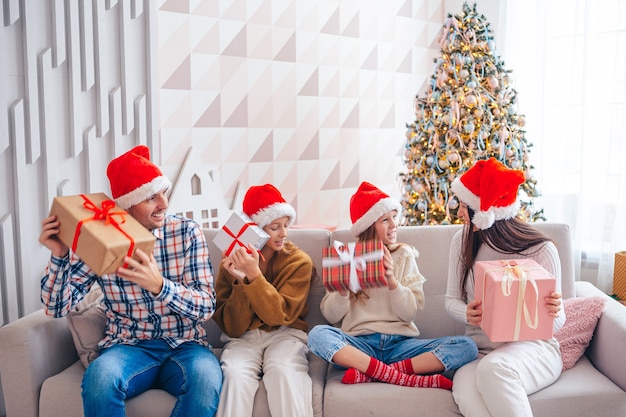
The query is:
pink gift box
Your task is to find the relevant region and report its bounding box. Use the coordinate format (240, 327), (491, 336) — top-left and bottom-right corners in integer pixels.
(474, 259), (556, 342)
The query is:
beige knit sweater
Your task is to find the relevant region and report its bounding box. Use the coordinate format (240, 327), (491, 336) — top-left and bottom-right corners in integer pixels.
(320, 243), (427, 337)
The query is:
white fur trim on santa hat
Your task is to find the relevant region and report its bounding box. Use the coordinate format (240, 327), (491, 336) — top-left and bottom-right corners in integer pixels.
(250, 202), (296, 229)
(115, 176), (172, 210)
(471, 201), (520, 230)
(450, 177), (480, 213)
(350, 197), (402, 236)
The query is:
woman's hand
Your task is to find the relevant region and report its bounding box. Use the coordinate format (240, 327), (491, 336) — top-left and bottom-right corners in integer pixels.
(466, 299), (482, 326)
(545, 291), (562, 317)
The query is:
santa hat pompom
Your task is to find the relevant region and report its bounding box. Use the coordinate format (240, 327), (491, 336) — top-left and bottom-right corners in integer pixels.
(451, 157), (524, 230)
(242, 184), (296, 229)
(106, 145), (172, 210)
(350, 182), (402, 236)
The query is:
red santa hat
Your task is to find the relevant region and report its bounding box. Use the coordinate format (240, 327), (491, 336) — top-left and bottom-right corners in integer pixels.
(350, 182), (402, 236)
(451, 157), (525, 230)
(106, 145), (172, 210)
(242, 184), (296, 228)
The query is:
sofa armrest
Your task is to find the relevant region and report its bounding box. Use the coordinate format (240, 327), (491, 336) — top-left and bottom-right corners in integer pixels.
(575, 281), (626, 391)
(0, 309), (78, 417)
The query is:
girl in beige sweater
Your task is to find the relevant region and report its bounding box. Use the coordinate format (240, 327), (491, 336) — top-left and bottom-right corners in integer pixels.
(308, 182), (478, 389)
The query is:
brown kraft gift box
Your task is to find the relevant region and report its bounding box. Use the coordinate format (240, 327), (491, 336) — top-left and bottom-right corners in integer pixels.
(49, 192), (156, 276)
(613, 251), (626, 301)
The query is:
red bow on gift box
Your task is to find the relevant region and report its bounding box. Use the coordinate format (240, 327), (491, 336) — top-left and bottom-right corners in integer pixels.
(72, 194), (135, 268)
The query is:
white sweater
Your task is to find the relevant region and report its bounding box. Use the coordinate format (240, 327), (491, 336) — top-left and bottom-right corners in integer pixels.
(445, 229), (566, 348)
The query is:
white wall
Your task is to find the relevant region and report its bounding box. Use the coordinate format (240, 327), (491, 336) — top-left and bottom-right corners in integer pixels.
(0, 0), (454, 326)
(0, 0), (158, 324)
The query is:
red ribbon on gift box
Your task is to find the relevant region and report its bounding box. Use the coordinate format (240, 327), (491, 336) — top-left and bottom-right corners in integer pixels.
(223, 223), (255, 256)
(71, 194), (136, 270)
(222, 222), (266, 261)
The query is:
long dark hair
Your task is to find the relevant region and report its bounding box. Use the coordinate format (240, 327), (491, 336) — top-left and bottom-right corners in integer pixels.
(459, 207), (553, 300)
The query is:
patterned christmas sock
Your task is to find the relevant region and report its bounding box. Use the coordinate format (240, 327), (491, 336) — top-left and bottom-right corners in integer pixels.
(342, 358), (414, 384)
(392, 358), (414, 374)
(342, 358), (453, 390)
(342, 367), (371, 384)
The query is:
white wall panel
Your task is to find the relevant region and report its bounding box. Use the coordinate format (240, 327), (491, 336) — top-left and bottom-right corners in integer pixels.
(0, 214), (18, 325)
(21, 0), (41, 163)
(51, 0), (65, 67)
(80, 0), (95, 91)
(0, 0), (158, 328)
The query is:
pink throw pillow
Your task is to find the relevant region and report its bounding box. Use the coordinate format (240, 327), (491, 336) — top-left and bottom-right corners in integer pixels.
(554, 296), (605, 371)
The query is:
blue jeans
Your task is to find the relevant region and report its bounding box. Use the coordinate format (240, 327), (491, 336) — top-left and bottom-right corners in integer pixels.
(82, 340), (222, 417)
(308, 324), (478, 372)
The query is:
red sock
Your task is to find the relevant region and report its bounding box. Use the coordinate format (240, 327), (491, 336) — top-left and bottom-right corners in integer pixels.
(343, 358), (452, 390)
(342, 367), (371, 384)
(342, 358), (415, 384)
(392, 358), (414, 374)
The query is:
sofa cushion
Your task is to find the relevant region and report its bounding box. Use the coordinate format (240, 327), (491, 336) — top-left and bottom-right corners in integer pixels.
(554, 296), (605, 371)
(66, 287), (106, 368)
(528, 355), (626, 417)
(323, 366), (462, 417)
(40, 361), (176, 417)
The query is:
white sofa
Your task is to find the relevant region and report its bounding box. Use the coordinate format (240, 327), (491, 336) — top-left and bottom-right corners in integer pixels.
(1, 223), (625, 417)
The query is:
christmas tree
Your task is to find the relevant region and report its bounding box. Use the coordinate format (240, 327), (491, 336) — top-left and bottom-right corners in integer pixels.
(399, 2), (544, 226)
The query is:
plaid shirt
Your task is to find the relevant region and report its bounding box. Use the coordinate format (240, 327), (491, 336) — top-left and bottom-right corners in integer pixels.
(41, 215), (215, 349)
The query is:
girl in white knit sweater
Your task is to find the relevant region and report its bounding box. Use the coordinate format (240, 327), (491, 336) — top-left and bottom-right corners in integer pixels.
(445, 158), (565, 417)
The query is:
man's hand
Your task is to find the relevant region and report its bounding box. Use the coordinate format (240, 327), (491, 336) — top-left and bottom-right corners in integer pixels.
(117, 249), (164, 295)
(39, 215), (69, 258)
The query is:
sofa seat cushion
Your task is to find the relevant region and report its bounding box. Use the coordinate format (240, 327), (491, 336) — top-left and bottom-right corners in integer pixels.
(38, 355), (310, 417)
(528, 355), (626, 417)
(39, 361), (176, 417)
(323, 354), (626, 417)
(323, 366), (462, 417)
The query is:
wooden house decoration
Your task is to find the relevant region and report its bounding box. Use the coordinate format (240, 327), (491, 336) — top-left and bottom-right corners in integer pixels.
(167, 147), (232, 229)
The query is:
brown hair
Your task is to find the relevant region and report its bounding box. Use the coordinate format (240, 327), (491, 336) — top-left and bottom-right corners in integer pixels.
(458, 209), (552, 300)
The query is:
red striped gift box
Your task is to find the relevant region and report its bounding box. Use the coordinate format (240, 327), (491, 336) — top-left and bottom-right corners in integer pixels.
(322, 239), (386, 292)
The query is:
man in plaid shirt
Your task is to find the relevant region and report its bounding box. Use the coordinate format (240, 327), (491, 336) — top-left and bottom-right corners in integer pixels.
(39, 145), (222, 417)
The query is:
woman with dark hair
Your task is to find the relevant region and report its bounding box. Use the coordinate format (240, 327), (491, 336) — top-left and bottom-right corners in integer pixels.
(445, 158), (565, 417)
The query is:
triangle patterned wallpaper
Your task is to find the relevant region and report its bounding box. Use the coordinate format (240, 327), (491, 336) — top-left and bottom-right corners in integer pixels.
(157, 0), (443, 228)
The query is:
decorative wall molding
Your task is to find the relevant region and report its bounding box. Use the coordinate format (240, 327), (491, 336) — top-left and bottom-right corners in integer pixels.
(0, 0), (157, 326)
